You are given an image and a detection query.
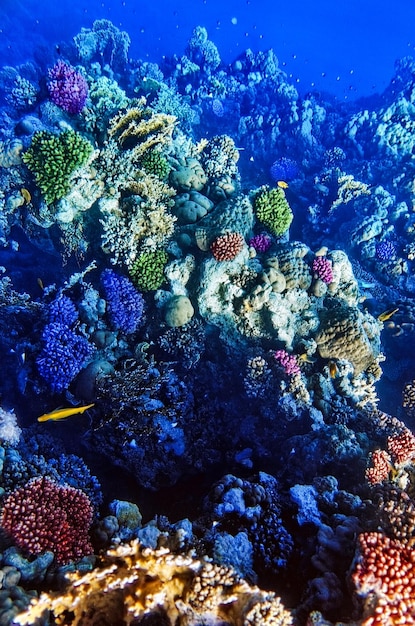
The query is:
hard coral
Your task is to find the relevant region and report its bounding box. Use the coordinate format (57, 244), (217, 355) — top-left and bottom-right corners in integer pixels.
(0, 477), (93, 565)
(36, 322), (93, 393)
(351, 531), (415, 625)
(22, 130), (93, 204)
(47, 60), (88, 115)
(312, 256), (334, 284)
(254, 186), (293, 237)
(211, 231), (245, 261)
(129, 249), (169, 291)
(101, 269), (145, 334)
(15, 540), (293, 625)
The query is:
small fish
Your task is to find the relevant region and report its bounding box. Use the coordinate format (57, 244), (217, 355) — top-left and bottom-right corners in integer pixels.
(37, 277), (44, 291)
(298, 353), (317, 364)
(20, 188), (31, 204)
(277, 180), (289, 189)
(37, 403), (95, 423)
(328, 361), (338, 378)
(378, 307), (399, 322)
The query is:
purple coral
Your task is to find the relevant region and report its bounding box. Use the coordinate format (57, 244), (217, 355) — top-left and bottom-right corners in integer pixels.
(312, 256), (334, 284)
(274, 349), (301, 376)
(101, 269), (145, 335)
(249, 233), (272, 253)
(376, 240), (396, 261)
(47, 60), (88, 115)
(269, 157), (299, 183)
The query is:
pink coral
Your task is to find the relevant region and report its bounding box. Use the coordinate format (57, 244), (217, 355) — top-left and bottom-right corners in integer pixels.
(211, 232), (245, 261)
(351, 531), (415, 624)
(312, 256), (333, 284)
(365, 449), (391, 485)
(47, 60), (88, 115)
(274, 349), (301, 376)
(0, 476), (93, 564)
(387, 429), (415, 465)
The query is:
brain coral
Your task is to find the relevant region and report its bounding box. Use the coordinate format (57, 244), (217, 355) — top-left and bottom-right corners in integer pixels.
(254, 186), (293, 237)
(22, 130), (93, 204)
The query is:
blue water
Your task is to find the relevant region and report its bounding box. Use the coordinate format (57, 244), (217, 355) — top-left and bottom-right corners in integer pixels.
(1, 1), (415, 624)
(2, 0), (415, 99)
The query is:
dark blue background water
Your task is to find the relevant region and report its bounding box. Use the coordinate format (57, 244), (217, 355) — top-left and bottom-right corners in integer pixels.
(1, 0), (414, 101)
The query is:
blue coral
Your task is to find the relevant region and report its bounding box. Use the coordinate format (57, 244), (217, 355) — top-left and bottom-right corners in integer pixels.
(376, 240), (396, 261)
(269, 157), (299, 182)
(36, 323), (93, 393)
(47, 294), (78, 326)
(101, 269), (145, 335)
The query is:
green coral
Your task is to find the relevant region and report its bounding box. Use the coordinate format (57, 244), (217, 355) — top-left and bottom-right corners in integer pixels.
(130, 249), (169, 291)
(22, 130), (93, 204)
(254, 186), (293, 237)
(140, 150), (171, 180)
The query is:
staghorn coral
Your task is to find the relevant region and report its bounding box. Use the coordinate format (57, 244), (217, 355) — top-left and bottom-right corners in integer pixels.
(15, 540), (293, 625)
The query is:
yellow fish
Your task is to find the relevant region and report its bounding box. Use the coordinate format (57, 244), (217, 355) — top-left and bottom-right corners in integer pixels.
(20, 188), (31, 204)
(377, 307), (399, 322)
(277, 180), (289, 189)
(37, 403), (95, 423)
(328, 361), (338, 378)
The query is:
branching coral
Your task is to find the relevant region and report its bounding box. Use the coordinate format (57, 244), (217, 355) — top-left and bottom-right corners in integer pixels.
(15, 540), (293, 625)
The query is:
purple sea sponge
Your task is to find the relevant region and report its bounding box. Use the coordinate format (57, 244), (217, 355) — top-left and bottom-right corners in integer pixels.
(312, 256), (334, 284)
(274, 349), (301, 376)
(376, 240), (396, 262)
(47, 294), (78, 327)
(269, 157), (299, 183)
(101, 269), (145, 335)
(37, 323), (93, 393)
(47, 60), (88, 115)
(249, 233), (272, 253)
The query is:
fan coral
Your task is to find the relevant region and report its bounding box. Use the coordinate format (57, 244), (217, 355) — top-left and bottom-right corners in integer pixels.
(254, 186), (293, 237)
(211, 231), (245, 261)
(36, 322), (93, 393)
(312, 256), (334, 284)
(269, 157), (299, 182)
(274, 349), (301, 376)
(22, 130), (93, 204)
(129, 249), (169, 291)
(47, 60), (88, 115)
(101, 269), (145, 334)
(0, 476), (93, 565)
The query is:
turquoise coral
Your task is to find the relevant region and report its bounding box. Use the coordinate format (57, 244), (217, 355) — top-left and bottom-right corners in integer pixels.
(22, 130), (93, 204)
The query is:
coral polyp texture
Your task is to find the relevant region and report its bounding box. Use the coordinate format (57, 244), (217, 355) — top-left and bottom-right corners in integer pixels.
(254, 186), (293, 237)
(47, 59), (89, 114)
(22, 129), (93, 203)
(101, 269), (145, 334)
(211, 231), (245, 261)
(0, 477), (93, 565)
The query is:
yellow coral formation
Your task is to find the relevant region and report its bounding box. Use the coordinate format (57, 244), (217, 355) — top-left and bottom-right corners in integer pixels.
(16, 541), (293, 626)
(329, 174), (371, 213)
(108, 98), (176, 159)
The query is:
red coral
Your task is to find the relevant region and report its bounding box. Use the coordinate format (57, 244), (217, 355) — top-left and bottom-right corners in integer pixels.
(211, 232), (245, 261)
(387, 429), (415, 465)
(351, 532), (415, 624)
(0, 476), (93, 564)
(365, 449), (392, 485)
